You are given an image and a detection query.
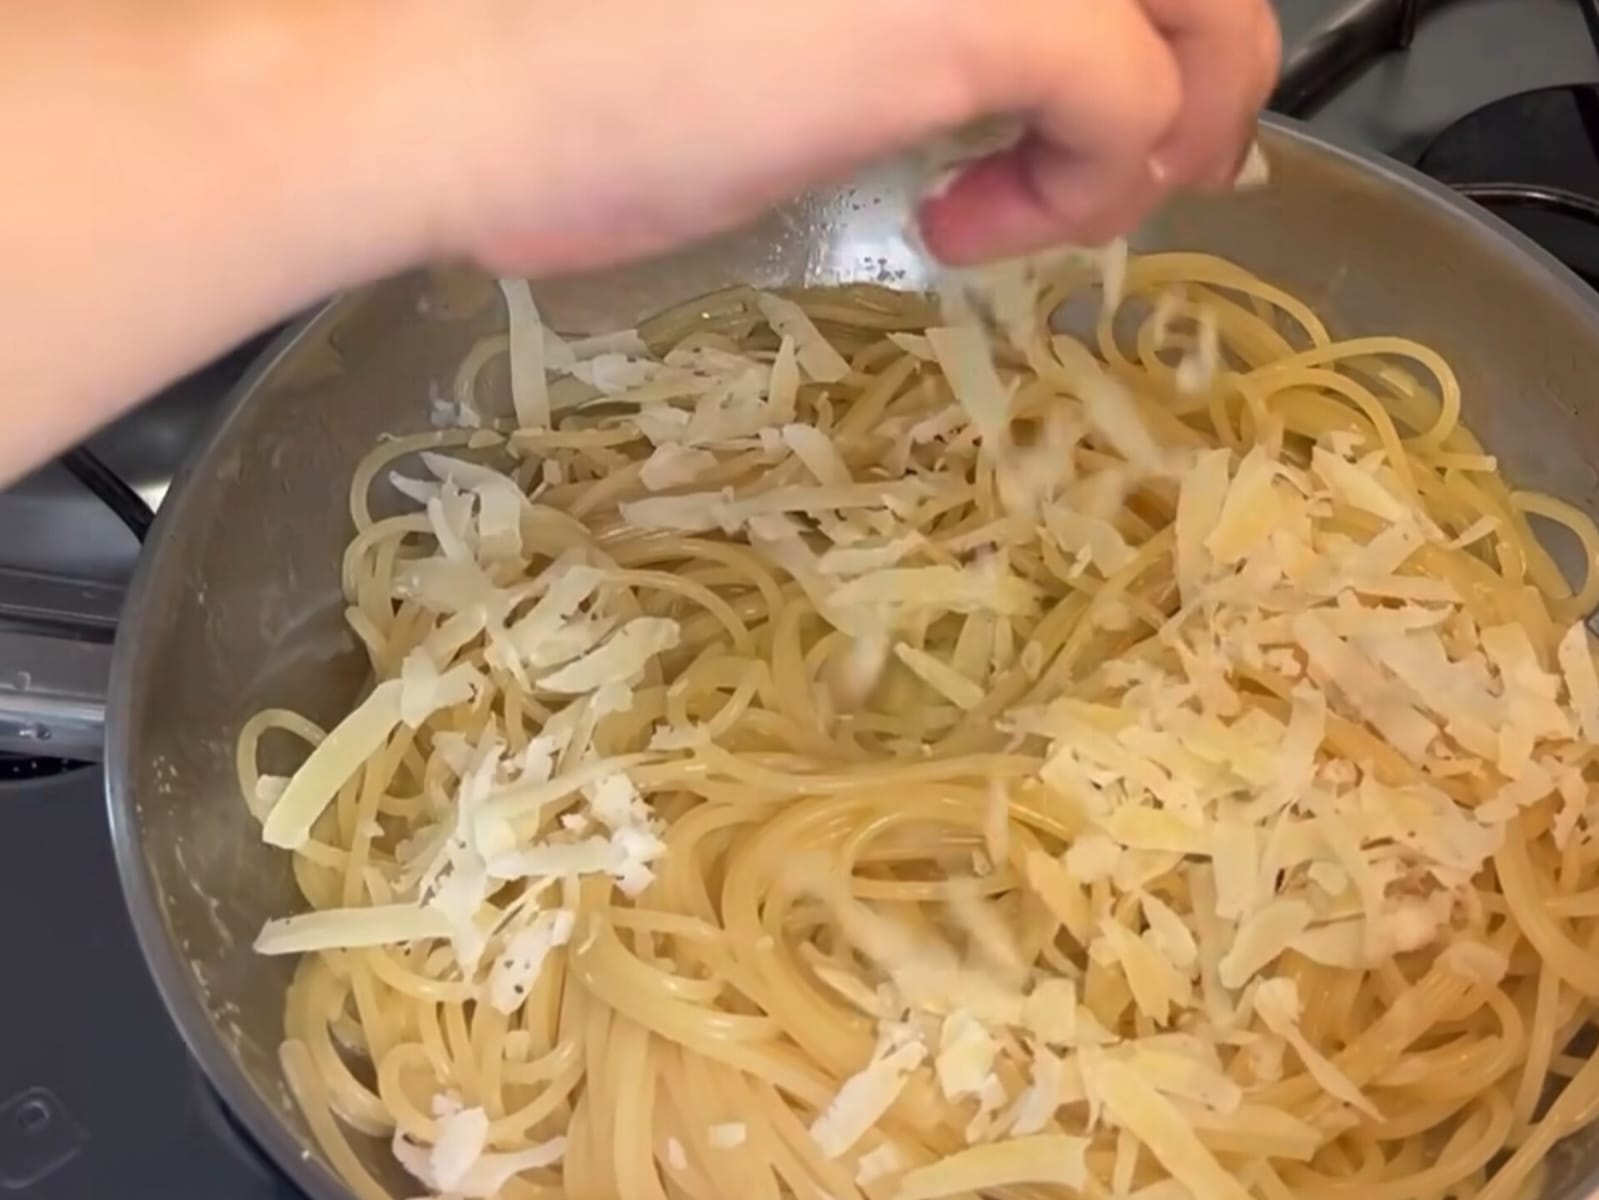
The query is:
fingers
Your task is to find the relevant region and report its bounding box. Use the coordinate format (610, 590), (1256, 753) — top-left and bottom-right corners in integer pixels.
(920, 0), (1179, 263)
(917, 0), (1279, 264)
(920, 136), (1167, 265)
(444, 0), (1278, 276)
(1140, 0), (1282, 187)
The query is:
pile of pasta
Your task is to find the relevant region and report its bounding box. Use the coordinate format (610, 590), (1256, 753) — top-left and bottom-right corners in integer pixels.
(242, 245), (1599, 1200)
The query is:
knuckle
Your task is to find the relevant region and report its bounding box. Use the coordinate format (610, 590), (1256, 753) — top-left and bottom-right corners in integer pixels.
(1255, 6), (1284, 95)
(1132, 50), (1184, 146)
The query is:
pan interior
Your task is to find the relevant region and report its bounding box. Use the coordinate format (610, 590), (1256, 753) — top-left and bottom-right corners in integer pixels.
(110, 123), (1599, 1199)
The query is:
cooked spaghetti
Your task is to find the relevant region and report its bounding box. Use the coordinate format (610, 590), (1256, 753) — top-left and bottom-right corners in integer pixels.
(242, 246), (1599, 1200)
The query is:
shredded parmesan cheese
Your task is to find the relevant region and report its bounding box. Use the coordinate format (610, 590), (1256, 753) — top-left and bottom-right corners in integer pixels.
(498, 279), (552, 429)
(757, 293), (850, 382)
(856, 1143), (906, 1186)
(894, 642), (986, 710)
(936, 1010), (998, 1100)
(810, 1039), (927, 1159)
(538, 618), (680, 693)
(926, 326), (1012, 449)
(262, 681), (406, 849)
(1091, 1060), (1252, 1200)
(1217, 900), (1314, 989)
(487, 909), (575, 1012)
(1559, 622), (1599, 743)
(254, 904), (454, 955)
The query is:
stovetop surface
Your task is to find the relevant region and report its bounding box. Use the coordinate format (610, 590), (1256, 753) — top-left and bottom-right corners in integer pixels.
(5, 0), (1599, 1193)
(0, 769), (299, 1197)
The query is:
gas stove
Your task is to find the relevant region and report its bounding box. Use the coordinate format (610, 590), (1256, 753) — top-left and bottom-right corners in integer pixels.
(4, 0), (1598, 1192)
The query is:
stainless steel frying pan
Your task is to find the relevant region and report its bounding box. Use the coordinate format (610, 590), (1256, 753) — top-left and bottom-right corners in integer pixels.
(103, 120), (1599, 1199)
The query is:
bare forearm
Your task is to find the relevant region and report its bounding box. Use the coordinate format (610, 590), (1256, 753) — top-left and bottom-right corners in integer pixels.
(0, 0), (1278, 485)
(0, 0), (459, 481)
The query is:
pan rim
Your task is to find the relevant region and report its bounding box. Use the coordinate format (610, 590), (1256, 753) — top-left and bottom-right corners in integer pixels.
(104, 300), (355, 1200)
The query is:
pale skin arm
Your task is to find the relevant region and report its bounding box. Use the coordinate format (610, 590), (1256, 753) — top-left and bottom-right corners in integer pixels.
(0, 0), (1278, 484)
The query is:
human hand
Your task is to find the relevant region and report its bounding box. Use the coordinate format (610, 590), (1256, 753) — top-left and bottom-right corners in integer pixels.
(0, 0), (1276, 484)
(421, 0), (1280, 273)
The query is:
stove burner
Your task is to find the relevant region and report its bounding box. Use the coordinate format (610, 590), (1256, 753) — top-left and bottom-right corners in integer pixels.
(1418, 85), (1599, 288)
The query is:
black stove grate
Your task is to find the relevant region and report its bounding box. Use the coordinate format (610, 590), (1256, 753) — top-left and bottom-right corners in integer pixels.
(1415, 83), (1599, 289)
(0, 753), (85, 781)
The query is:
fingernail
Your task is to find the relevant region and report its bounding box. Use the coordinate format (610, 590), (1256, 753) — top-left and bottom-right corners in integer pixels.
(921, 164), (965, 204)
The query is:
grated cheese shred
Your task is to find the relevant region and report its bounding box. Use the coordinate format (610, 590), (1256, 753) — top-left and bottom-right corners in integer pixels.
(810, 1038), (927, 1159)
